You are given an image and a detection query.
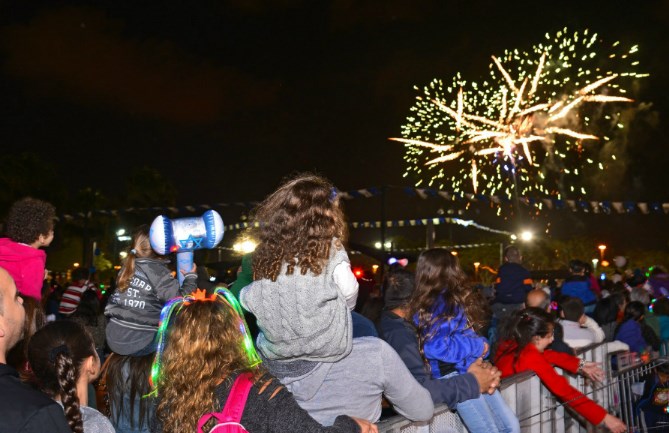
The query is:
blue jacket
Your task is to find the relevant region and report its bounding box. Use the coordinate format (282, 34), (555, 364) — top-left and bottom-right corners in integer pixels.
(493, 262), (532, 304)
(615, 319), (648, 353)
(414, 297), (488, 376)
(561, 277), (596, 305)
(378, 310), (480, 407)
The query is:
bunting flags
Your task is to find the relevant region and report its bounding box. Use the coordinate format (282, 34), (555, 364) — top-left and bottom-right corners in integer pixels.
(224, 216), (512, 236)
(56, 202), (259, 222)
(54, 186), (669, 221)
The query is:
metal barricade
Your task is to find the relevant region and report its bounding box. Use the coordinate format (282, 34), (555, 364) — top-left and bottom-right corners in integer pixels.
(608, 353), (668, 433)
(378, 343), (668, 433)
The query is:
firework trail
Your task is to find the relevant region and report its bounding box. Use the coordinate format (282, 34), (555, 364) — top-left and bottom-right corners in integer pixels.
(393, 28), (648, 200)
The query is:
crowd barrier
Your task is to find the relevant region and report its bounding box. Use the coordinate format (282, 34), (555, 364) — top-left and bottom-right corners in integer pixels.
(378, 341), (669, 433)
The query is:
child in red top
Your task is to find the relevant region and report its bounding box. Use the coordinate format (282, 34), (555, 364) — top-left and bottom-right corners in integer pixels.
(494, 307), (626, 433)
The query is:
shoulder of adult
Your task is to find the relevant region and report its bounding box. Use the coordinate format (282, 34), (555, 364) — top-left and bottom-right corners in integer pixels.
(375, 337), (435, 421)
(378, 310), (408, 333)
(81, 406), (116, 433)
(19, 399), (71, 433)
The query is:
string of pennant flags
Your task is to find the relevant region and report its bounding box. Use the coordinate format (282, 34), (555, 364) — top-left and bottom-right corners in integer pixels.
(55, 186), (669, 221)
(399, 187), (669, 215)
(225, 216), (513, 236)
(56, 202), (260, 222)
(387, 242), (502, 253)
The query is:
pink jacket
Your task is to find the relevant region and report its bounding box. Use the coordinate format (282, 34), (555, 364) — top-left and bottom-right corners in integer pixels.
(0, 238), (47, 300)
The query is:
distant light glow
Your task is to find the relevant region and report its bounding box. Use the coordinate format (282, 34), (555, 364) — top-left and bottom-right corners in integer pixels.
(233, 240), (257, 254)
(520, 231), (534, 241)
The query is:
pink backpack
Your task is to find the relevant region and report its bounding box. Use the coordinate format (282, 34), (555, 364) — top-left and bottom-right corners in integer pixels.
(197, 373), (253, 433)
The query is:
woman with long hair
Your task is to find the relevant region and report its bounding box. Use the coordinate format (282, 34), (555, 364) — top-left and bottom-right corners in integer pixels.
(104, 353), (154, 433)
(151, 287), (375, 433)
(27, 320), (115, 433)
(614, 300), (654, 353)
(494, 307), (626, 433)
(408, 248), (518, 433)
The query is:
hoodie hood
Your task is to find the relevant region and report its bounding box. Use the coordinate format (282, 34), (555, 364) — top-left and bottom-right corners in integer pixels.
(0, 238), (45, 262)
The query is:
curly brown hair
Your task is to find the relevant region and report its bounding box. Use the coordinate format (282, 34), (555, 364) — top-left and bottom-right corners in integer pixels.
(407, 248), (490, 366)
(155, 300), (264, 433)
(4, 197), (56, 244)
(250, 173), (348, 281)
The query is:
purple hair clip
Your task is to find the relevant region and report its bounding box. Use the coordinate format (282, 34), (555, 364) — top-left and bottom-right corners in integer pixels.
(329, 187), (338, 202)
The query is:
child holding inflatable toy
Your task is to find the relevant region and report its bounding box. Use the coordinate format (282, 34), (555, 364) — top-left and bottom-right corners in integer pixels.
(104, 224), (198, 356)
(240, 173), (359, 362)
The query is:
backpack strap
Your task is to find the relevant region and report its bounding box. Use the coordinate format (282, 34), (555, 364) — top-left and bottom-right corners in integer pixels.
(221, 372), (254, 422)
(197, 372), (254, 432)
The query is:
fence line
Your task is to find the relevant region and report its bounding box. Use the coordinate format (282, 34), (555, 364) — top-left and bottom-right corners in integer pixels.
(378, 342), (669, 433)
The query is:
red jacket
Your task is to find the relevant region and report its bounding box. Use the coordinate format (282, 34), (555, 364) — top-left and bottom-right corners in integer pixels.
(494, 340), (606, 425)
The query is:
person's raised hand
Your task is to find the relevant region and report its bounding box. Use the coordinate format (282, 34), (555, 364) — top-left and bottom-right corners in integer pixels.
(602, 413), (626, 433)
(180, 263), (197, 276)
(581, 362), (605, 383)
(350, 417), (378, 433)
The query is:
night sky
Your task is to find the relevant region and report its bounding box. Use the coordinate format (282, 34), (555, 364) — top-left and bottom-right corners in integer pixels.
(1, 1), (668, 228)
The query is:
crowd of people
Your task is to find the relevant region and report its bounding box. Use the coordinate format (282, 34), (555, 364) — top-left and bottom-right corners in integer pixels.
(1, 176), (668, 433)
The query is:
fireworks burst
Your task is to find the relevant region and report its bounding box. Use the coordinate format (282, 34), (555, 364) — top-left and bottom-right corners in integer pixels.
(393, 28), (648, 199)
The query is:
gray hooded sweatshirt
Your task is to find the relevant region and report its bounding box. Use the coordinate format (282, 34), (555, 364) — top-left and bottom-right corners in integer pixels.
(263, 337), (435, 426)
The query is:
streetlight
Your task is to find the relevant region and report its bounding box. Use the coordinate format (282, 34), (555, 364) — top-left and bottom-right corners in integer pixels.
(592, 258), (599, 273)
(233, 240), (257, 254)
(116, 229), (131, 242)
(115, 228), (130, 265)
(374, 241), (392, 250)
(598, 244), (607, 261)
(520, 230), (533, 242)
(474, 262), (480, 281)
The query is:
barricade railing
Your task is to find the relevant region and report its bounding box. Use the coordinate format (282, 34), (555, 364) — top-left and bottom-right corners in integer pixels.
(608, 353), (668, 432)
(378, 342), (666, 433)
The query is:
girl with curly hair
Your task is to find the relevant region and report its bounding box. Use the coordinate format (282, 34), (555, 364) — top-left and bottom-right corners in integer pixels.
(151, 288), (375, 433)
(408, 248), (519, 433)
(494, 307), (626, 433)
(0, 196), (56, 300)
(27, 320), (115, 433)
(239, 173), (358, 362)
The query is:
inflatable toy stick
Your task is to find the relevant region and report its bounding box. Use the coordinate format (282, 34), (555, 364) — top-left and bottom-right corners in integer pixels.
(149, 210), (224, 285)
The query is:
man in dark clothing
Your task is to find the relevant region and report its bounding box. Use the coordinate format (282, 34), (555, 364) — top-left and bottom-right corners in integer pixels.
(491, 246), (533, 321)
(377, 268), (499, 408)
(0, 266), (71, 433)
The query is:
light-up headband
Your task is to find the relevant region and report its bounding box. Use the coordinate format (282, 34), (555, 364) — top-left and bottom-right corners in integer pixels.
(149, 287), (261, 394)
